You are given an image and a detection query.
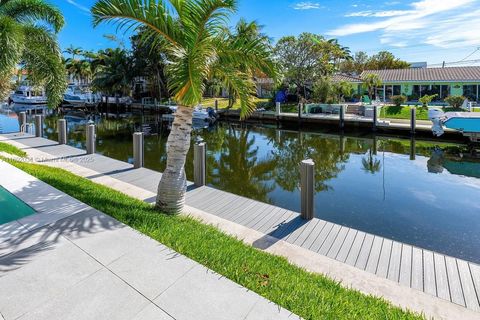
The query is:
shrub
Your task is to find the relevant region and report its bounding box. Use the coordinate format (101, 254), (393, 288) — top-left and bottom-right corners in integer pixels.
(444, 95), (466, 108)
(391, 95), (407, 107)
(419, 94), (438, 107)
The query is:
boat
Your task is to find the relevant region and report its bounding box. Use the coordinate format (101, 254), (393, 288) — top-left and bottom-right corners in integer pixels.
(63, 84), (101, 107)
(9, 85), (47, 104)
(163, 105), (218, 123)
(429, 109), (480, 142)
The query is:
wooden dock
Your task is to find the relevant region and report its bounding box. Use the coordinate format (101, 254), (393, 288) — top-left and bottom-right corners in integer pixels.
(1, 132), (479, 313)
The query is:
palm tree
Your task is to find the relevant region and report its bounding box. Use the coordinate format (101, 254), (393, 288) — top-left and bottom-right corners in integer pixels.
(92, 0), (277, 213)
(91, 48), (134, 97)
(0, 0), (66, 107)
(363, 73), (382, 102)
(64, 45), (83, 60)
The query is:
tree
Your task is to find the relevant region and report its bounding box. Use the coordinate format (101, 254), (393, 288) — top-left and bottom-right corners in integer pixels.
(391, 95), (407, 107)
(333, 80), (354, 102)
(419, 94), (438, 108)
(91, 48), (134, 97)
(340, 51), (409, 74)
(312, 77), (334, 103)
(92, 0), (277, 213)
(445, 95), (466, 108)
(64, 45), (83, 60)
(362, 74), (382, 101)
(0, 0), (66, 107)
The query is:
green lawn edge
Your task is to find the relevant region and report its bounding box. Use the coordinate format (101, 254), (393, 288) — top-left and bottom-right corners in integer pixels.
(1, 154), (423, 319)
(0, 142), (27, 157)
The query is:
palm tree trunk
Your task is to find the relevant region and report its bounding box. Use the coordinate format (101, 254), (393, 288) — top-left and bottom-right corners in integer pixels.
(156, 106), (194, 214)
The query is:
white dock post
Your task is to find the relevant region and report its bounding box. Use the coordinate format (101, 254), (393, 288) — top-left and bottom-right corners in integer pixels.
(410, 107), (416, 135)
(194, 141), (206, 186)
(372, 105), (378, 132)
(86, 124), (96, 154)
(58, 119), (67, 144)
(276, 102), (281, 117)
(34, 115), (43, 137)
(339, 105), (345, 129)
(300, 159), (315, 220)
(133, 132), (144, 169)
(19, 112), (26, 132)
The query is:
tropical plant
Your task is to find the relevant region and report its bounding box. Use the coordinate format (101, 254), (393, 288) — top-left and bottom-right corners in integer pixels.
(91, 48), (134, 97)
(92, 0), (277, 213)
(362, 73), (382, 101)
(391, 95), (407, 107)
(444, 95), (466, 108)
(64, 45), (83, 60)
(0, 0), (66, 107)
(333, 80), (354, 102)
(419, 94), (437, 108)
(312, 76), (334, 103)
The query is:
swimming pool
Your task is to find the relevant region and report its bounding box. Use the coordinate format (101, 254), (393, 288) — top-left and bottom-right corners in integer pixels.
(0, 185), (35, 224)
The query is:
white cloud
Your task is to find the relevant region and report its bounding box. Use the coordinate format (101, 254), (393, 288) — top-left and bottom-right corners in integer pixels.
(65, 0), (90, 13)
(328, 0), (480, 49)
(292, 2), (322, 10)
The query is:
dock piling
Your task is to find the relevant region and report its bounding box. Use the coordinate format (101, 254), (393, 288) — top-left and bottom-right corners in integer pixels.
(300, 159), (315, 220)
(194, 141), (206, 186)
(372, 106), (378, 132)
(410, 107), (416, 135)
(215, 99), (218, 112)
(58, 119), (67, 145)
(276, 102), (281, 117)
(133, 132), (144, 168)
(86, 124), (96, 155)
(34, 115), (43, 138)
(19, 112), (26, 133)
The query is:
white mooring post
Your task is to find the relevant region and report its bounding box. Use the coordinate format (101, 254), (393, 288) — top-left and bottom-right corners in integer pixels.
(194, 141), (206, 186)
(58, 119), (67, 145)
(339, 105), (345, 129)
(275, 102), (281, 117)
(86, 124), (96, 155)
(34, 115), (43, 137)
(133, 132), (144, 169)
(372, 105), (378, 132)
(300, 159), (315, 220)
(19, 112), (27, 133)
(410, 107), (416, 135)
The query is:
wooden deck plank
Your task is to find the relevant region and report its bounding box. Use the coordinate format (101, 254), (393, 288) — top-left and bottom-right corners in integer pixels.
(376, 239), (393, 278)
(445, 257), (466, 307)
(345, 231), (366, 266)
(231, 202), (271, 223)
(411, 247), (424, 291)
(300, 220), (327, 249)
(208, 196), (251, 217)
(399, 244), (412, 287)
(434, 253), (451, 301)
(336, 229), (358, 262)
(200, 192), (242, 213)
(285, 218), (317, 243)
(247, 207), (284, 229)
(237, 203), (277, 226)
(365, 236), (383, 274)
(308, 222), (335, 252)
(224, 200), (265, 221)
(311, 223), (339, 254)
(326, 227), (350, 259)
(270, 213), (308, 240)
(469, 263), (480, 309)
(355, 234), (374, 270)
(423, 251), (437, 297)
(290, 219), (321, 246)
(458, 260), (480, 311)
(387, 242), (402, 282)
(257, 209), (294, 234)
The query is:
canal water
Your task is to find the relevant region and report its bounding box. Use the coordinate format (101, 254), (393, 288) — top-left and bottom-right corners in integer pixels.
(4, 106), (480, 263)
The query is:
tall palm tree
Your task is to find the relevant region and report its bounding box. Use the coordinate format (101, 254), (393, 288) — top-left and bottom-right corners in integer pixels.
(64, 45), (83, 60)
(0, 0), (66, 107)
(363, 73), (382, 102)
(92, 0), (277, 213)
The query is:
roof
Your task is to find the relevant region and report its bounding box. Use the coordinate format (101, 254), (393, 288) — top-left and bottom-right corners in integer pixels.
(360, 67), (480, 82)
(332, 74), (363, 83)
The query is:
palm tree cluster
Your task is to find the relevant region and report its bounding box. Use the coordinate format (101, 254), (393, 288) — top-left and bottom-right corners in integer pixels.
(0, 0), (66, 107)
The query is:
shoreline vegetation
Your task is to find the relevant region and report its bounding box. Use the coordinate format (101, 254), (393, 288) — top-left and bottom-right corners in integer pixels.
(0, 144), (423, 319)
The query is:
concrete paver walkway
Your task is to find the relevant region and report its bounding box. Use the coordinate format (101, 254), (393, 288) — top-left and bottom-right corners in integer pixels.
(0, 161), (299, 320)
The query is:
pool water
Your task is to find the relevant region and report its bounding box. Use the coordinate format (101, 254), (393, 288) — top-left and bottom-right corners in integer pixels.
(40, 112), (480, 263)
(0, 185), (35, 224)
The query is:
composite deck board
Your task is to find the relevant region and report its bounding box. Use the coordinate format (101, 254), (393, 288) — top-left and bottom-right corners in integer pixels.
(458, 260), (480, 311)
(5, 134), (480, 313)
(434, 253), (451, 301)
(387, 242), (402, 282)
(424, 251), (437, 297)
(411, 247), (424, 291)
(376, 239), (393, 278)
(355, 234), (374, 270)
(445, 256), (466, 306)
(399, 244), (413, 287)
(345, 231), (366, 266)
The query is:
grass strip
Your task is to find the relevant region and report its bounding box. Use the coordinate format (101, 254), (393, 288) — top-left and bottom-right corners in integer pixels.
(0, 142), (27, 157)
(1, 153), (423, 319)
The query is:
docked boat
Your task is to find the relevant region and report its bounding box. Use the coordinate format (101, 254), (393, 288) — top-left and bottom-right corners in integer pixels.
(63, 84), (101, 107)
(9, 86), (47, 104)
(429, 109), (480, 142)
(163, 105), (218, 123)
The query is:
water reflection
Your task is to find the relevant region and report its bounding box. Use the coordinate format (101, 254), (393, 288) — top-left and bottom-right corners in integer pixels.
(39, 111), (480, 263)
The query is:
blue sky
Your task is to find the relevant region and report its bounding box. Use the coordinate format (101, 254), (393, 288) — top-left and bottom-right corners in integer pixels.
(54, 0), (480, 66)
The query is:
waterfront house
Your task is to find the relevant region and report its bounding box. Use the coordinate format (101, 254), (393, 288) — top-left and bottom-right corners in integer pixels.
(335, 66), (480, 102)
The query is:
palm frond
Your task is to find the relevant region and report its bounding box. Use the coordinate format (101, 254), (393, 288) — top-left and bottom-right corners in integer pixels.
(0, 16), (24, 74)
(1, 0), (64, 32)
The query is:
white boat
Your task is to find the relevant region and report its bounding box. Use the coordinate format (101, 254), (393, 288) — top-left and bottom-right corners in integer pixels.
(64, 84), (101, 106)
(429, 109), (480, 142)
(10, 86), (47, 104)
(166, 105), (218, 122)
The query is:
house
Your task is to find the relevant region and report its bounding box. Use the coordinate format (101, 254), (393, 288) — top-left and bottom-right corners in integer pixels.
(335, 66), (480, 102)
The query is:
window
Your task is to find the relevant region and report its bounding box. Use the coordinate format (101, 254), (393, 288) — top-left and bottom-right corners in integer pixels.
(440, 85), (450, 99)
(393, 85), (401, 96)
(463, 85), (478, 101)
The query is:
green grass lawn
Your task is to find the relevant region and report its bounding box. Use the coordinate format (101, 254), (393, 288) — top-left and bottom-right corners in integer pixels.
(0, 142), (27, 157)
(0, 147), (423, 319)
(201, 97), (271, 110)
(379, 106), (430, 120)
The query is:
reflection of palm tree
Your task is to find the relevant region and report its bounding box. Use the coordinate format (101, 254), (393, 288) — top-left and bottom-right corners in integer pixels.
(362, 149), (381, 174)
